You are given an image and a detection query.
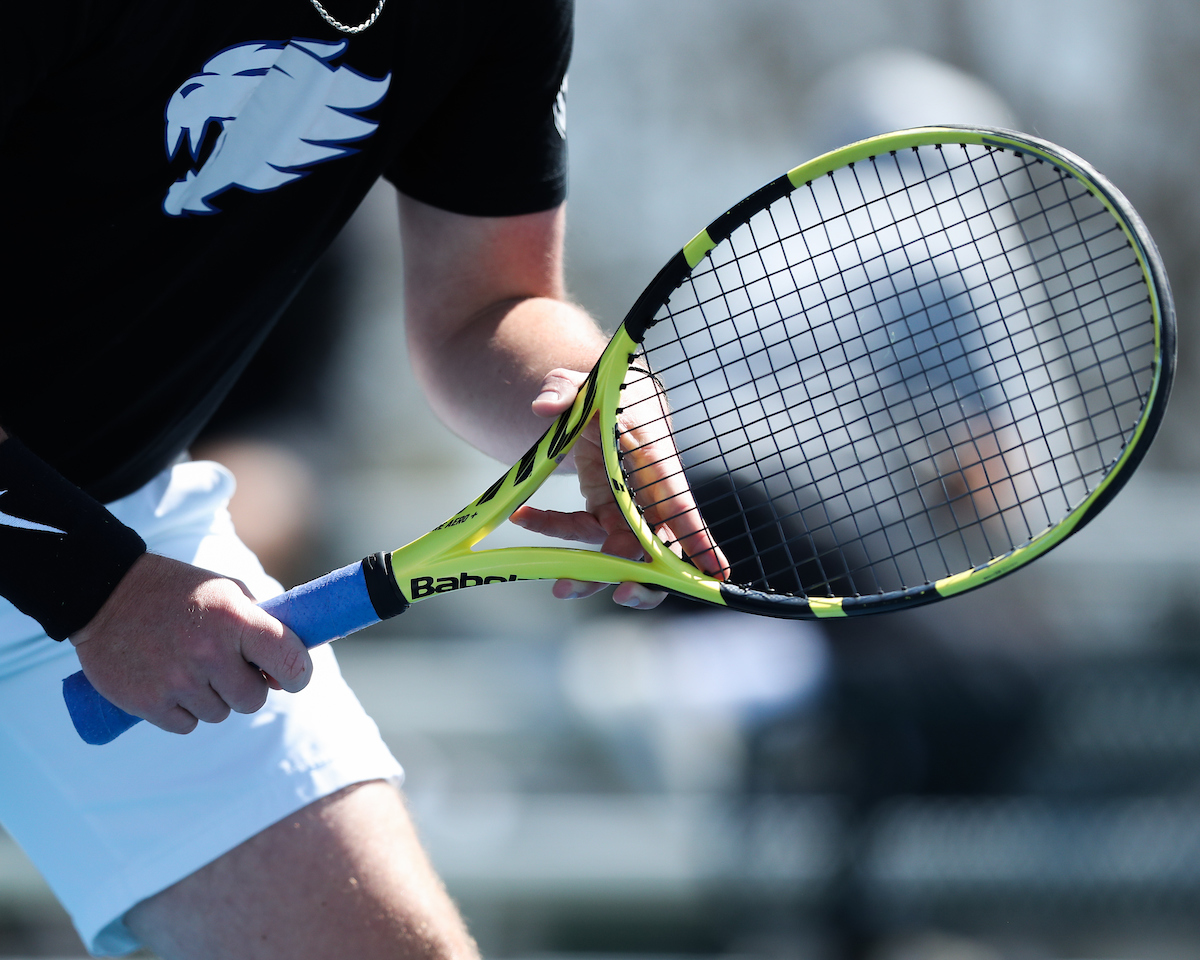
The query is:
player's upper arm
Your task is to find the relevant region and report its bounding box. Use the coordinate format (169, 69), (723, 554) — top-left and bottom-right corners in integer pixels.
(395, 195), (607, 465)
(398, 194), (566, 350)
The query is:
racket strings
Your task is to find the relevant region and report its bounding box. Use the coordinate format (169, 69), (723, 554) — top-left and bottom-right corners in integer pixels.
(807, 149), (1032, 581)
(625, 322), (1150, 598)
(894, 147), (1090, 561)
(635, 270), (1146, 481)
(640, 198), (1142, 445)
(617, 142), (1156, 599)
(628, 266), (1147, 518)
(969, 149), (1117, 501)
(623, 348), (1147, 597)
(630, 407), (1029, 586)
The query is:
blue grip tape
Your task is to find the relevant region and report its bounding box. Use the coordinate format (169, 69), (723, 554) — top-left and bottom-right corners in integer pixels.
(62, 670), (140, 745)
(63, 560), (382, 745)
(257, 560), (381, 647)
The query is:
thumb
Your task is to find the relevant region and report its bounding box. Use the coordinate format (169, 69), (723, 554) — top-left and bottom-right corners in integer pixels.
(532, 368), (589, 419)
(240, 609), (313, 694)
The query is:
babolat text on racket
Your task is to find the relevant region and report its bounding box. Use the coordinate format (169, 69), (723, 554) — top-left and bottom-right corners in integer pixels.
(65, 126), (1174, 743)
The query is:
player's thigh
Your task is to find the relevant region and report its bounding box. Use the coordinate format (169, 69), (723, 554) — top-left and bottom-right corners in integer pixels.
(125, 780), (478, 960)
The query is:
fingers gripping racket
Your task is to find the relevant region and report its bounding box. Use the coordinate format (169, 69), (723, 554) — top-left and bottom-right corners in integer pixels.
(65, 126), (1174, 743)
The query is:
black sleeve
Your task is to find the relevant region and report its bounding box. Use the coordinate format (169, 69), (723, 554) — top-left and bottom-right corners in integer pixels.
(1, 2), (112, 133)
(387, 0), (572, 217)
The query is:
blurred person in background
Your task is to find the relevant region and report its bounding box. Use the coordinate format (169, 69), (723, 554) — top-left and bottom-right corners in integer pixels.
(755, 50), (1038, 960)
(0, 1), (674, 957)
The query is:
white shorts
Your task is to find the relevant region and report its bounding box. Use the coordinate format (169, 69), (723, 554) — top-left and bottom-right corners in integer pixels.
(0, 461), (403, 956)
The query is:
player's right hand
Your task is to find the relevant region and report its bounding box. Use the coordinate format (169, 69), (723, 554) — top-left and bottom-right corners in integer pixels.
(70, 553), (312, 734)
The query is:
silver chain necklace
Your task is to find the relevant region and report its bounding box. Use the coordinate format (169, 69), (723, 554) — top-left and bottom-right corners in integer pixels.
(308, 0), (387, 34)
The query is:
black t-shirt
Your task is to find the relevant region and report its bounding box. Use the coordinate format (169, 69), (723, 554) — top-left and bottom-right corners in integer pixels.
(0, 0), (570, 502)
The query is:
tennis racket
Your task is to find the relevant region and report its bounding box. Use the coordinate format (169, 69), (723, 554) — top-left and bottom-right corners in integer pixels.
(64, 125), (1174, 744)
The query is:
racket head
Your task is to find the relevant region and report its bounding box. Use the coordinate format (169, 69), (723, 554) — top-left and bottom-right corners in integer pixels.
(605, 125), (1174, 618)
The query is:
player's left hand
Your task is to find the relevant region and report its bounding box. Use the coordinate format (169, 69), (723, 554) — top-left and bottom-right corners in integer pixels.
(510, 368), (727, 608)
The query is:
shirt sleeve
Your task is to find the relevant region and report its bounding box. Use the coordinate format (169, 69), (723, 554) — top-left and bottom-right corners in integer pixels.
(387, 0), (572, 217)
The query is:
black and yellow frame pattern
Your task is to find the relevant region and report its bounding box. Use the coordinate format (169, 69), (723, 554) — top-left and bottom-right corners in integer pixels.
(386, 127), (1174, 619)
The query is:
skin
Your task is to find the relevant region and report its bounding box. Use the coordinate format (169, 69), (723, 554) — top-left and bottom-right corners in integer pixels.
(124, 780), (479, 960)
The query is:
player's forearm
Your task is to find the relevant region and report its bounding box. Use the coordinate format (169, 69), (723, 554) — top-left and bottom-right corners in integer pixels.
(408, 293), (606, 462)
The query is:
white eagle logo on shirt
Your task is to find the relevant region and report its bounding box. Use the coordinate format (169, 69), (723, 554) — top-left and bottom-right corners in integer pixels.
(163, 38), (391, 217)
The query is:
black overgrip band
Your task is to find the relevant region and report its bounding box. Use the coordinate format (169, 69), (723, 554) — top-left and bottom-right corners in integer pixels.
(362, 551), (410, 620)
(0, 437), (146, 640)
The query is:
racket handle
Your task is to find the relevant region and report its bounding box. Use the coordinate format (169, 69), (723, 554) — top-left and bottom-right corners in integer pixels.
(62, 552), (409, 745)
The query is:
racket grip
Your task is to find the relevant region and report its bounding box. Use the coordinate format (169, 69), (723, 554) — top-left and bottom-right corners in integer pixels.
(62, 552), (409, 745)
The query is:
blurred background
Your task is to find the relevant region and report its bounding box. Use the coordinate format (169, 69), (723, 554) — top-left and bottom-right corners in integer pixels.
(5, 1), (1200, 958)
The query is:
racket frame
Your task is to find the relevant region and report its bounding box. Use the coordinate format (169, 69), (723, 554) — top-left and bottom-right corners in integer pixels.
(386, 126), (1172, 618)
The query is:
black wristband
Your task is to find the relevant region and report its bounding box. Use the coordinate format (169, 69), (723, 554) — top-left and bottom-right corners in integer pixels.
(0, 437), (146, 640)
